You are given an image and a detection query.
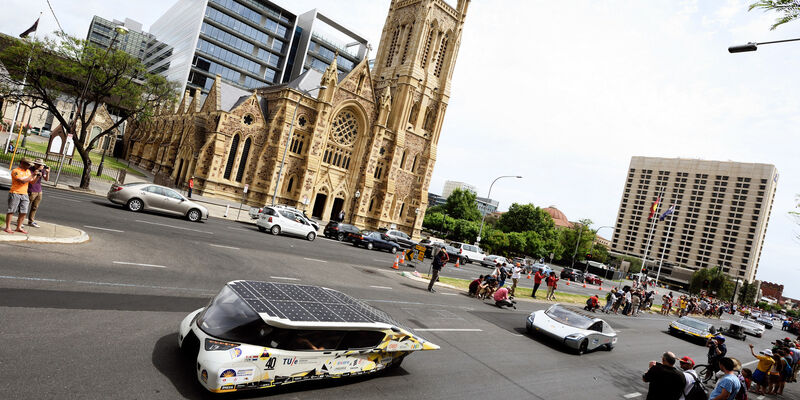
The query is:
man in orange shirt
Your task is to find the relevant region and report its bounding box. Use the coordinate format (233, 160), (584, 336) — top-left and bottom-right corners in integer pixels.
(5, 158), (38, 234)
(187, 177), (194, 198)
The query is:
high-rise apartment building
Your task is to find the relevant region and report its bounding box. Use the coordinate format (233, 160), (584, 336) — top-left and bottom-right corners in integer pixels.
(86, 17), (156, 61)
(442, 180), (477, 197)
(141, 0), (368, 95)
(612, 157), (778, 285)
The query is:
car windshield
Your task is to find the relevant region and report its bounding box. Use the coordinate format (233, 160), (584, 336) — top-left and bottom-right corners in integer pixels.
(677, 317), (711, 331)
(545, 305), (595, 329)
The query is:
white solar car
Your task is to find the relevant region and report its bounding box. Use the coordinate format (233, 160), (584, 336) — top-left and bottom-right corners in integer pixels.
(178, 280), (439, 393)
(526, 304), (617, 354)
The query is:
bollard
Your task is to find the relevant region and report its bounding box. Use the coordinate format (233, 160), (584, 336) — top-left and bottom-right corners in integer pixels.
(224, 205), (230, 218)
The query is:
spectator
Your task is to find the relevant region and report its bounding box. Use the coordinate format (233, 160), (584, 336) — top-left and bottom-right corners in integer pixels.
(603, 288), (617, 313)
(748, 345), (774, 395)
(4, 158), (37, 234)
(708, 357), (741, 400)
(642, 351), (685, 400)
(662, 292), (673, 316)
(531, 268), (545, 298)
(705, 336), (727, 382)
(427, 246), (449, 293)
(509, 263), (523, 297)
(468, 275), (483, 297)
(676, 356), (703, 400)
(622, 289), (633, 315)
(740, 368), (753, 394)
(545, 271), (558, 301)
(497, 262), (509, 288)
(26, 158), (48, 228)
(585, 294), (600, 312)
(187, 176), (194, 198)
(493, 286), (516, 309)
(631, 290), (641, 316)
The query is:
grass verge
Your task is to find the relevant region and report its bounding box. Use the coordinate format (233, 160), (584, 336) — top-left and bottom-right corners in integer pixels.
(20, 141), (145, 177)
(421, 274), (592, 306)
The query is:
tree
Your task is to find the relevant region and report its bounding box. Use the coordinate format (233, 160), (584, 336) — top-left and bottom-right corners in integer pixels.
(496, 203), (555, 234)
(749, 1), (800, 30)
(689, 267), (734, 299)
(0, 33), (177, 188)
(556, 219), (595, 264)
(739, 281), (758, 305)
(442, 188), (481, 222)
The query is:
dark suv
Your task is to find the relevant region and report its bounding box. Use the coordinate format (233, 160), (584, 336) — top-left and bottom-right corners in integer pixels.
(559, 267), (585, 282)
(323, 222), (361, 242)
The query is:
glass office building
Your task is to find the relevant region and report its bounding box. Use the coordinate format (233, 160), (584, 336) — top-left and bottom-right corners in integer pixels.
(87, 17), (156, 61)
(140, 0), (368, 96)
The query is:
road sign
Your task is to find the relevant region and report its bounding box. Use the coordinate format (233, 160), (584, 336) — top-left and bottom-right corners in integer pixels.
(414, 244), (426, 261)
(243, 184), (249, 193)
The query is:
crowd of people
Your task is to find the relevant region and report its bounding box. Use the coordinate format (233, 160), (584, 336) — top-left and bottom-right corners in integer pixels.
(659, 293), (732, 318)
(642, 336), (800, 399)
(598, 286), (656, 316)
(466, 261), (562, 309)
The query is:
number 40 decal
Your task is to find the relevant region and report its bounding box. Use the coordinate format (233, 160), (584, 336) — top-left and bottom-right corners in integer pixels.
(265, 357), (277, 370)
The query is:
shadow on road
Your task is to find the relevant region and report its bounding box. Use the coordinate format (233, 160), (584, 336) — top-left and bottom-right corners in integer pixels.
(0, 288), (210, 312)
(152, 333), (409, 400)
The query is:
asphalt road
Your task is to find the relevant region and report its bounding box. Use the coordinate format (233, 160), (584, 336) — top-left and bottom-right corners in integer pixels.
(1, 187), (797, 400)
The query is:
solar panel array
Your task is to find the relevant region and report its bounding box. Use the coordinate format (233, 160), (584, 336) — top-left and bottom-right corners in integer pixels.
(229, 281), (407, 327)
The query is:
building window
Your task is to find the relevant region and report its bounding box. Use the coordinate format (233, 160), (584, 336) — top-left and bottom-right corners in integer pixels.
(235, 137), (251, 182)
(400, 24), (413, 64)
(374, 161), (385, 179)
(434, 33), (449, 77)
(330, 110), (358, 146)
(421, 27), (434, 69)
(385, 26), (400, 67)
(286, 177), (294, 194)
(223, 134), (240, 180)
(411, 154), (418, 172)
(368, 197), (374, 212)
(399, 150), (406, 169)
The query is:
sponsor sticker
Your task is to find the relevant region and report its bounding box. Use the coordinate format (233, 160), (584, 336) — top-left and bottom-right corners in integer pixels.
(282, 357), (298, 366)
(236, 369), (254, 377)
(264, 357), (277, 370)
(220, 385), (234, 390)
(229, 347), (243, 359)
(220, 369), (236, 378)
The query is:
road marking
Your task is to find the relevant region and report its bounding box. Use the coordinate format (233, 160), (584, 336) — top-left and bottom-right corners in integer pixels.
(0, 275), (214, 293)
(741, 360), (757, 367)
(414, 328), (483, 332)
(83, 225), (124, 233)
(756, 396), (765, 400)
(112, 261), (167, 269)
(623, 393), (641, 399)
(303, 257), (327, 263)
(270, 276), (300, 281)
(373, 259), (389, 262)
(369, 285), (393, 290)
(50, 195), (82, 203)
(439, 293), (458, 296)
(209, 243), (240, 250)
(136, 219), (214, 234)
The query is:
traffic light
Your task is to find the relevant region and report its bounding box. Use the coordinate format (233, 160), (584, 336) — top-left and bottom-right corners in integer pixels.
(586, 253), (592, 259)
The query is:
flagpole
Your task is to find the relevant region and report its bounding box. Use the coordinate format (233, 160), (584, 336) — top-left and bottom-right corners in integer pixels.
(4, 12), (42, 155)
(655, 201), (678, 285)
(640, 187), (664, 276)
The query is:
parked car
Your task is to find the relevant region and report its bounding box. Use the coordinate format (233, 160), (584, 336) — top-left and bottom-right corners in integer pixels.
(449, 242), (485, 264)
(738, 318), (765, 337)
(584, 273), (603, 285)
(256, 206), (316, 241)
(352, 231), (401, 253)
(0, 165), (11, 188)
(323, 221), (361, 241)
(107, 182), (209, 222)
(480, 255), (508, 268)
(178, 280), (438, 393)
(250, 205), (319, 231)
(530, 263), (553, 276)
(526, 304), (617, 354)
(755, 317), (774, 329)
(378, 228), (417, 249)
(441, 245), (467, 265)
(419, 238), (446, 258)
(560, 267), (585, 282)
(668, 316), (716, 344)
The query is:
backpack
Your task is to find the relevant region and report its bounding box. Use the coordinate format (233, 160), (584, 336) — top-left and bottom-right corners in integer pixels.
(684, 370), (708, 400)
(734, 374), (748, 400)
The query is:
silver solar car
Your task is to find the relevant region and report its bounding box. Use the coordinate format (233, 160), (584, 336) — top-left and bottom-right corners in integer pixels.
(107, 182), (209, 222)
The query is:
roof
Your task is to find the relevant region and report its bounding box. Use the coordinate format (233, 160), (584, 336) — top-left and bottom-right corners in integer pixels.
(228, 280), (410, 330)
(218, 81), (252, 111)
(260, 68), (324, 98)
(543, 206), (574, 229)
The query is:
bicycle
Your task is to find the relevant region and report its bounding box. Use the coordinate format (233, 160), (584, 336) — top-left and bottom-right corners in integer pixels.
(693, 364), (740, 386)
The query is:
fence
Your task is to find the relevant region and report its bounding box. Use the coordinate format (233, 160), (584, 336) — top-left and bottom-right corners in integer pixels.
(0, 147), (126, 183)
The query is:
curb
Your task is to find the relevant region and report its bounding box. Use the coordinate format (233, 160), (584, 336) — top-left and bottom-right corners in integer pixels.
(0, 227), (90, 244)
(399, 271), (460, 290)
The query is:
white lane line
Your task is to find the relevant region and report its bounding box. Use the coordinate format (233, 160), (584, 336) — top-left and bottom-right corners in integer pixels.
(112, 261), (167, 269)
(439, 293), (458, 296)
(623, 393), (641, 399)
(270, 276), (300, 281)
(209, 243), (240, 250)
(303, 257), (327, 263)
(83, 225), (125, 233)
(136, 219), (214, 234)
(227, 227), (251, 231)
(369, 285), (393, 290)
(414, 328), (483, 332)
(373, 259), (390, 262)
(50, 196), (82, 202)
(756, 396), (765, 400)
(741, 360), (757, 367)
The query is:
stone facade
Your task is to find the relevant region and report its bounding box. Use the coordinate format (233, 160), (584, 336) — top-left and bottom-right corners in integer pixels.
(125, 0), (470, 238)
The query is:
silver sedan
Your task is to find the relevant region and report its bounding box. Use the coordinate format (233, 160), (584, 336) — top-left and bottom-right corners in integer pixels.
(0, 165), (11, 188)
(107, 182), (209, 222)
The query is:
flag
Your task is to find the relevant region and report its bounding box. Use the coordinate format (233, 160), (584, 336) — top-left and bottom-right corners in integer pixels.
(648, 196), (661, 220)
(658, 204), (675, 221)
(19, 18), (39, 38)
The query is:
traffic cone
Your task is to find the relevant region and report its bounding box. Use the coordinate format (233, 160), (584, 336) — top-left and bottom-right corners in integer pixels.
(565, 280), (570, 286)
(583, 283), (587, 288)
(392, 255), (399, 270)
(399, 252), (405, 266)
(598, 286), (603, 291)
(526, 273), (531, 279)
(455, 258), (460, 268)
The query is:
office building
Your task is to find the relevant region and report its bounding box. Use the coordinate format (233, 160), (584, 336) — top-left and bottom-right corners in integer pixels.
(442, 180), (477, 197)
(142, 0), (368, 96)
(86, 17), (155, 61)
(476, 196), (498, 215)
(612, 156), (778, 285)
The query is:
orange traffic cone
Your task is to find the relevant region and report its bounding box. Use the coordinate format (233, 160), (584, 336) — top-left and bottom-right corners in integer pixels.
(455, 258), (460, 268)
(392, 255), (399, 270)
(526, 273), (531, 279)
(399, 252), (405, 266)
(598, 286), (603, 291)
(583, 283), (587, 288)
(565, 280), (570, 286)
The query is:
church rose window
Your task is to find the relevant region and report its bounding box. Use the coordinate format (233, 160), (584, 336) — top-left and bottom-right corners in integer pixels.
(330, 110), (358, 146)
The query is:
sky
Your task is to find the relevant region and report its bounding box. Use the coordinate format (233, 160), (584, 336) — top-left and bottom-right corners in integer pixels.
(3, 0), (800, 297)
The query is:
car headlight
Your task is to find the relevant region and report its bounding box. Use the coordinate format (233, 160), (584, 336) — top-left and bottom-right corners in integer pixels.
(566, 333), (584, 341)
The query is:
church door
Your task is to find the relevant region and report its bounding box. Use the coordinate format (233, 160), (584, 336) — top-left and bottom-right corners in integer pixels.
(312, 193), (327, 219)
(329, 197), (345, 221)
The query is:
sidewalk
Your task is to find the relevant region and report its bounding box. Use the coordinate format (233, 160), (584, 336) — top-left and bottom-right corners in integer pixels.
(0, 220), (89, 244)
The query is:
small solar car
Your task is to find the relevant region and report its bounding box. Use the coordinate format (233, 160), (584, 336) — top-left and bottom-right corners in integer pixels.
(178, 280), (439, 393)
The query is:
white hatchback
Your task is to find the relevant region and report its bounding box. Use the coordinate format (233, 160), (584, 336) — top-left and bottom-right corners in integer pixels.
(450, 242), (486, 264)
(256, 207), (316, 241)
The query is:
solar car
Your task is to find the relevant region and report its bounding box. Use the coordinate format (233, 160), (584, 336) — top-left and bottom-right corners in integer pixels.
(668, 316), (716, 343)
(525, 304), (617, 354)
(178, 280), (438, 393)
(738, 318), (766, 337)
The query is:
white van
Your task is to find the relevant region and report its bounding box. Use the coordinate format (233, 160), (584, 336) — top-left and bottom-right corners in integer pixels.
(450, 242), (486, 264)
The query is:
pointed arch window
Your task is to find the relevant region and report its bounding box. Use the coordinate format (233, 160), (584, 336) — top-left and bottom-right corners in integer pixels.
(434, 33), (449, 77)
(385, 26), (401, 67)
(398, 203), (406, 220)
(399, 150), (407, 169)
(408, 101), (420, 126)
(223, 134), (240, 180)
(235, 137), (251, 182)
(286, 177), (295, 194)
(421, 27), (434, 69)
(411, 154), (418, 172)
(423, 107), (436, 131)
(368, 197), (375, 212)
(400, 23), (414, 64)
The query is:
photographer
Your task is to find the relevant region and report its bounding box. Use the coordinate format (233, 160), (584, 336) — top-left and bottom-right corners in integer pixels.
(705, 335), (727, 382)
(27, 158), (49, 228)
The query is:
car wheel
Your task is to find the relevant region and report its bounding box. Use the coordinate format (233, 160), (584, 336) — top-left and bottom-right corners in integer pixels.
(270, 226), (281, 235)
(186, 208), (201, 222)
(391, 246), (397, 254)
(126, 198), (143, 212)
(605, 343), (614, 351)
(337, 233), (345, 241)
(366, 242), (374, 250)
(386, 355), (406, 370)
(306, 232), (316, 241)
(464, 256), (471, 264)
(577, 340), (588, 355)
(258, 226), (266, 232)
(180, 331), (200, 361)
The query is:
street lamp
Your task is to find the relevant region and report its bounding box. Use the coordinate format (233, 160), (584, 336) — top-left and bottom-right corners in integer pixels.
(728, 37), (800, 53)
(271, 85), (326, 206)
(349, 190), (360, 224)
(476, 175), (522, 244)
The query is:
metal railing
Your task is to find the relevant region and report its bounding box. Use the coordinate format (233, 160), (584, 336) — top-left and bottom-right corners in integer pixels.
(0, 147), (125, 183)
